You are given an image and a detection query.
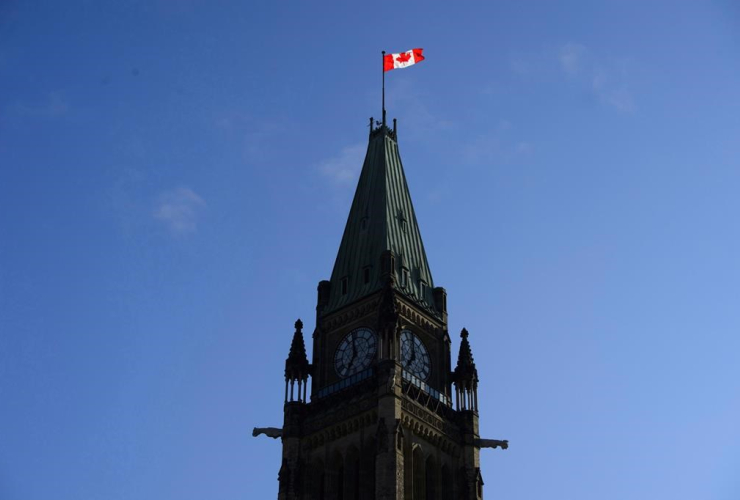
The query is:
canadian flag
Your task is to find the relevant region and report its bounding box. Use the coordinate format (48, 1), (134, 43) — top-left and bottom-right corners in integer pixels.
(384, 48), (425, 72)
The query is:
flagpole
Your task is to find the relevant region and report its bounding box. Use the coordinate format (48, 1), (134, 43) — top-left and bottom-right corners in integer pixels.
(382, 51), (386, 127)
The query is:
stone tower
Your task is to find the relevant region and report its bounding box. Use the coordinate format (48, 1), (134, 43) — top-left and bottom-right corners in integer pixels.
(270, 120), (505, 500)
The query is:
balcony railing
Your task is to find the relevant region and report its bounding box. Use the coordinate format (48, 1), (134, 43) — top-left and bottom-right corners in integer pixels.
(315, 367), (452, 408)
(315, 367), (374, 399)
(402, 370), (452, 407)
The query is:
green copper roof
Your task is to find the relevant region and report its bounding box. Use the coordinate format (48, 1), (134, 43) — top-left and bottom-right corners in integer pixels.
(323, 125), (438, 317)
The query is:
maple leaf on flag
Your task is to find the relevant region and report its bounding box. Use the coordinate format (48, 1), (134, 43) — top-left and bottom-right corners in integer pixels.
(395, 52), (412, 64)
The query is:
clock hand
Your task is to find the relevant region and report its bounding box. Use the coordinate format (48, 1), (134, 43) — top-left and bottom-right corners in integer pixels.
(404, 341), (416, 369)
(348, 334), (357, 369)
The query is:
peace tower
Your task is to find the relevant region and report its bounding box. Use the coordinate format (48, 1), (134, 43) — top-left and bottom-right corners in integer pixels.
(254, 118), (507, 499)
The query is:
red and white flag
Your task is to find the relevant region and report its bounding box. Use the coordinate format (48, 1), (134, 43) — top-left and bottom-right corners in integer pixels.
(384, 48), (425, 72)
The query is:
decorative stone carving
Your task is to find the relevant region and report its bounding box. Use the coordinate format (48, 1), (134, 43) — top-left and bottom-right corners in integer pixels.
(253, 427), (282, 439)
(303, 396), (377, 435)
(387, 367), (397, 393)
(394, 419), (404, 451)
(476, 438), (509, 450)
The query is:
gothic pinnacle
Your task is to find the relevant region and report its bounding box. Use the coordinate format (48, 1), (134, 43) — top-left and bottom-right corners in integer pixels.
(285, 318), (309, 381)
(454, 327), (478, 384)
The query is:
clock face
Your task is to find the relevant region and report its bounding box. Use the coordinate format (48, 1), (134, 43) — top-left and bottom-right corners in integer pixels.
(400, 330), (431, 380)
(334, 327), (377, 378)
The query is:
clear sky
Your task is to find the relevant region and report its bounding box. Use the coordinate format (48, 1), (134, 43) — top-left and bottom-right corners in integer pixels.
(1, 1), (739, 499)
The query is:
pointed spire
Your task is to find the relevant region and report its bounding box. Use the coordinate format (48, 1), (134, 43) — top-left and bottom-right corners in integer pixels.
(285, 319), (309, 381)
(454, 328), (478, 383)
(322, 120), (438, 317)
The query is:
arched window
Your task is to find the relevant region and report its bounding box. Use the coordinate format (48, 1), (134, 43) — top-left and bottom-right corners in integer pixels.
(331, 451), (344, 500)
(412, 445), (425, 499)
(425, 455), (439, 500)
(441, 464), (453, 500)
(345, 445), (360, 500)
(361, 436), (376, 499)
(313, 459), (326, 500)
(337, 463), (345, 500)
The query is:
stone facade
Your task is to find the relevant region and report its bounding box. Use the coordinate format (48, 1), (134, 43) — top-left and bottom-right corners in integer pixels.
(272, 122), (491, 499)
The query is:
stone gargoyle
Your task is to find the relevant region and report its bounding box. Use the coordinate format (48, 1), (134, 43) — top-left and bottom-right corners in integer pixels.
(252, 427), (283, 439)
(476, 439), (509, 450)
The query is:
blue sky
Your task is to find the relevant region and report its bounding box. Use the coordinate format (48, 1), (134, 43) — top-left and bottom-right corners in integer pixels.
(1, 1), (739, 499)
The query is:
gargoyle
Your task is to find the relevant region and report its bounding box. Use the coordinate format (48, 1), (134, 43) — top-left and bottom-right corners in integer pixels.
(252, 427), (283, 439)
(387, 370), (397, 392)
(476, 439), (509, 450)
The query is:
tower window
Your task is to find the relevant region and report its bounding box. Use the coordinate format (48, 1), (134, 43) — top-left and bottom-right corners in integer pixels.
(419, 280), (427, 299)
(341, 277), (348, 295)
(363, 267), (371, 284)
(360, 217), (369, 231)
(397, 210), (408, 233)
(401, 268), (409, 288)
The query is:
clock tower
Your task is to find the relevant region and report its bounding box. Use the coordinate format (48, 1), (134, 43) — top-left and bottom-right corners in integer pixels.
(265, 119), (506, 499)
